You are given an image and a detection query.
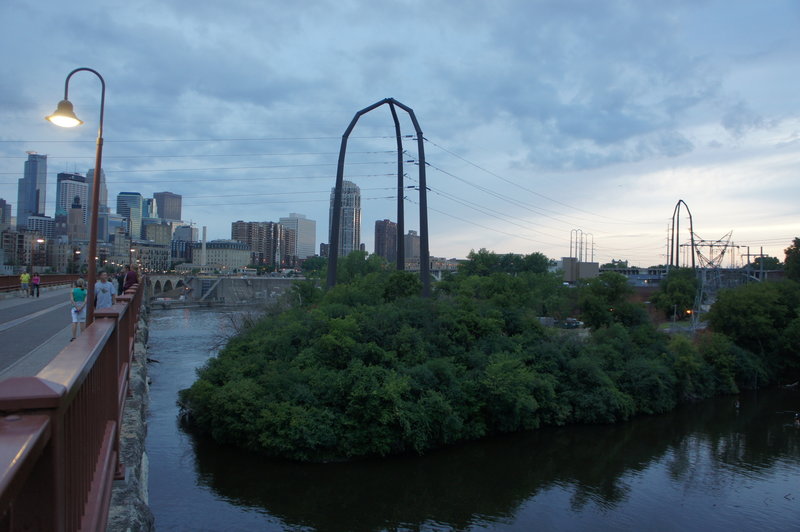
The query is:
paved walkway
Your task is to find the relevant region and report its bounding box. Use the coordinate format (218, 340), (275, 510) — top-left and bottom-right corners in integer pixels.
(0, 286), (75, 380)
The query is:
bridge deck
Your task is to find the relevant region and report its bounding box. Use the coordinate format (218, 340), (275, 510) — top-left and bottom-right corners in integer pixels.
(0, 287), (74, 380)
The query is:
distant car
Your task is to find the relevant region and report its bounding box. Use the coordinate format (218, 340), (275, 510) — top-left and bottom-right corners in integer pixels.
(562, 318), (584, 329)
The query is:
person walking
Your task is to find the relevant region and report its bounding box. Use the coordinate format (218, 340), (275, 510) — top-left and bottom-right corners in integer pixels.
(116, 269), (126, 296)
(122, 264), (139, 292)
(70, 278), (87, 341)
(95, 271), (116, 310)
(19, 271), (30, 297)
(31, 273), (41, 298)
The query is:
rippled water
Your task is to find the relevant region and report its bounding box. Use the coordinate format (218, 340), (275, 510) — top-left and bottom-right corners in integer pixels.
(146, 308), (800, 531)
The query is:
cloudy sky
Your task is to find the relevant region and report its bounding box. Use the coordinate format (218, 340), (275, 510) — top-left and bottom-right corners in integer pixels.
(1, 0), (798, 266)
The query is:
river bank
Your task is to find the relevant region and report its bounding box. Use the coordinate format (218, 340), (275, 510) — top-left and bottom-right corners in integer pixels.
(107, 303), (155, 531)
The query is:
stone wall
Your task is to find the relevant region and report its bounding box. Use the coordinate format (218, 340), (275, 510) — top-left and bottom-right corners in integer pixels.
(106, 304), (155, 531)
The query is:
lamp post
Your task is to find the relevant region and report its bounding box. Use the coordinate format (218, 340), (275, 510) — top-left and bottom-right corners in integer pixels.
(35, 238), (45, 271)
(46, 68), (105, 324)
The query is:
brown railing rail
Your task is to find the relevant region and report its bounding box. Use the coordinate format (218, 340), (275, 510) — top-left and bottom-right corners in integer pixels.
(0, 282), (144, 531)
(0, 274), (82, 292)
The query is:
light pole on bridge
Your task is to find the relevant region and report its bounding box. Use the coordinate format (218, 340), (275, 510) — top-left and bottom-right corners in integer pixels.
(46, 67), (106, 324)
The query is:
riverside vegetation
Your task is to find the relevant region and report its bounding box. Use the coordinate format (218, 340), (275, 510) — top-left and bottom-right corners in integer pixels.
(178, 249), (800, 462)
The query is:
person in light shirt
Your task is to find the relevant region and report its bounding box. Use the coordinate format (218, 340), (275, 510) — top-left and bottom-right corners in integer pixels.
(95, 270), (116, 310)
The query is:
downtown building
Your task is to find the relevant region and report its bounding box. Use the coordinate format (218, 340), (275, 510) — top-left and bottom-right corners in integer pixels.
(153, 191), (182, 221)
(231, 220), (287, 268)
(55, 173), (88, 223)
(374, 219), (398, 264)
(54, 173), (88, 240)
(86, 168), (110, 241)
(279, 213), (316, 260)
(117, 192), (144, 239)
(17, 152), (47, 229)
(0, 199), (12, 230)
(328, 180), (361, 258)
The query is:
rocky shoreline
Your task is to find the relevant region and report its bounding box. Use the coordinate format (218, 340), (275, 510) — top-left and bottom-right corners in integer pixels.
(106, 304), (155, 532)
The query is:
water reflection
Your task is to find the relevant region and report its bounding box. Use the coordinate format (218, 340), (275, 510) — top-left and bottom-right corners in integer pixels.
(183, 392), (799, 531)
(147, 309), (800, 531)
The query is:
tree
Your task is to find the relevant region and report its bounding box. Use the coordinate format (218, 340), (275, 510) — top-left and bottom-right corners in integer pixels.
(578, 272), (637, 329)
(459, 248), (500, 276)
(785, 237), (800, 281)
(747, 256), (782, 271)
(301, 256), (327, 277)
(650, 268), (698, 320)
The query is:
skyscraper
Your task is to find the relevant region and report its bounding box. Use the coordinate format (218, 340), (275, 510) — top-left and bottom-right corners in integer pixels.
(374, 219), (398, 263)
(67, 196), (88, 241)
(143, 198), (159, 219)
(17, 152), (47, 229)
(55, 173), (88, 224)
(117, 192), (144, 239)
(86, 168), (109, 241)
(279, 213), (316, 259)
(231, 220), (284, 267)
(0, 199), (12, 229)
(404, 230), (421, 259)
(329, 180), (361, 258)
(153, 191), (182, 221)
(85, 168), (108, 212)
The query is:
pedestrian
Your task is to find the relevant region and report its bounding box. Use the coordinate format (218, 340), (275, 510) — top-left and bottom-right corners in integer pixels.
(31, 273), (41, 298)
(123, 264), (139, 292)
(19, 270), (30, 297)
(116, 269), (126, 295)
(70, 278), (87, 341)
(95, 271), (116, 310)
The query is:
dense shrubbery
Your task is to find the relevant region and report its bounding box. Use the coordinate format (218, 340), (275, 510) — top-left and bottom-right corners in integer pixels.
(179, 251), (793, 462)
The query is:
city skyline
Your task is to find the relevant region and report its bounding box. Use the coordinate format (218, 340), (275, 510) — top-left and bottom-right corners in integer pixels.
(1, 1), (798, 266)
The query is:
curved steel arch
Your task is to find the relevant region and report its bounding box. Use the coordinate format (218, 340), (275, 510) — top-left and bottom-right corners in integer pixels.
(669, 199), (696, 269)
(327, 98), (431, 296)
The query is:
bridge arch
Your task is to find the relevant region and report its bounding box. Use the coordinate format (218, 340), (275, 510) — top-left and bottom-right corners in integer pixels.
(669, 199), (696, 269)
(153, 280), (162, 294)
(164, 280), (173, 292)
(327, 98), (430, 296)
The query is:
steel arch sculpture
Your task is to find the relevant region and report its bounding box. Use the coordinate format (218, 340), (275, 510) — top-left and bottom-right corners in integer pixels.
(669, 199), (696, 269)
(327, 98), (431, 296)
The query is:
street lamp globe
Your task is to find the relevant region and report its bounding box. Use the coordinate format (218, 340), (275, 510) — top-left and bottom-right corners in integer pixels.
(45, 100), (83, 128)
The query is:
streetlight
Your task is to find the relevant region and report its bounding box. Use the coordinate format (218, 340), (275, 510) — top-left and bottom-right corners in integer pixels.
(46, 67), (105, 324)
(35, 238), (45, 271)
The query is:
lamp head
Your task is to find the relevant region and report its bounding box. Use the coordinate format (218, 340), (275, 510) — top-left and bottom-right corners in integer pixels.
(45, 100), (84, 127)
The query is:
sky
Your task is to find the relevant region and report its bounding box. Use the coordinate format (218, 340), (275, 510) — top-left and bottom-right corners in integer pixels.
(1, 0), (798, 267)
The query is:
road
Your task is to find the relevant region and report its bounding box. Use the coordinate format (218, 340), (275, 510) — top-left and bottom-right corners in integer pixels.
(0, 287), (74, 379)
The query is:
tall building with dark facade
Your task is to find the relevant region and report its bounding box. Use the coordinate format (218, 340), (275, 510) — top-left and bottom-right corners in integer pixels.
(0, 199), (12, 229)
(374, 219), (398, 263)
(154, 191), (182, 221)
(17, 152), (47, 229)
(231, 220), (285, 267)
(404, 230), (421, 259)
(328, 180), (361, 258)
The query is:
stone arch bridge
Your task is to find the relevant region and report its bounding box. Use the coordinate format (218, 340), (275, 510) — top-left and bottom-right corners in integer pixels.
(146, 274), (299, 305)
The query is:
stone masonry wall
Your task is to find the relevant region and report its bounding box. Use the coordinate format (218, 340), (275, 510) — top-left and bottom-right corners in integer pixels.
(106, 304), (155, 532)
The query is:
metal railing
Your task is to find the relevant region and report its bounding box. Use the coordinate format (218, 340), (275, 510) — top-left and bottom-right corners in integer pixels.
(0, 274), (82, 293)
(0, 282), (144, 531)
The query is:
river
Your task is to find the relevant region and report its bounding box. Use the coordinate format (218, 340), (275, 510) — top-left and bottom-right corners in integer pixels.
(146, 308), (800, 531)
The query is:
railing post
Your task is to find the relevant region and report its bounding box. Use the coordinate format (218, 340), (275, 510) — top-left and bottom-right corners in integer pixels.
(0, 377), (66, 531)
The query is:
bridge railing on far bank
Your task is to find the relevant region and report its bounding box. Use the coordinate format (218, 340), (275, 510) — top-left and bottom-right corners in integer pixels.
(0, 282), (144, 531)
